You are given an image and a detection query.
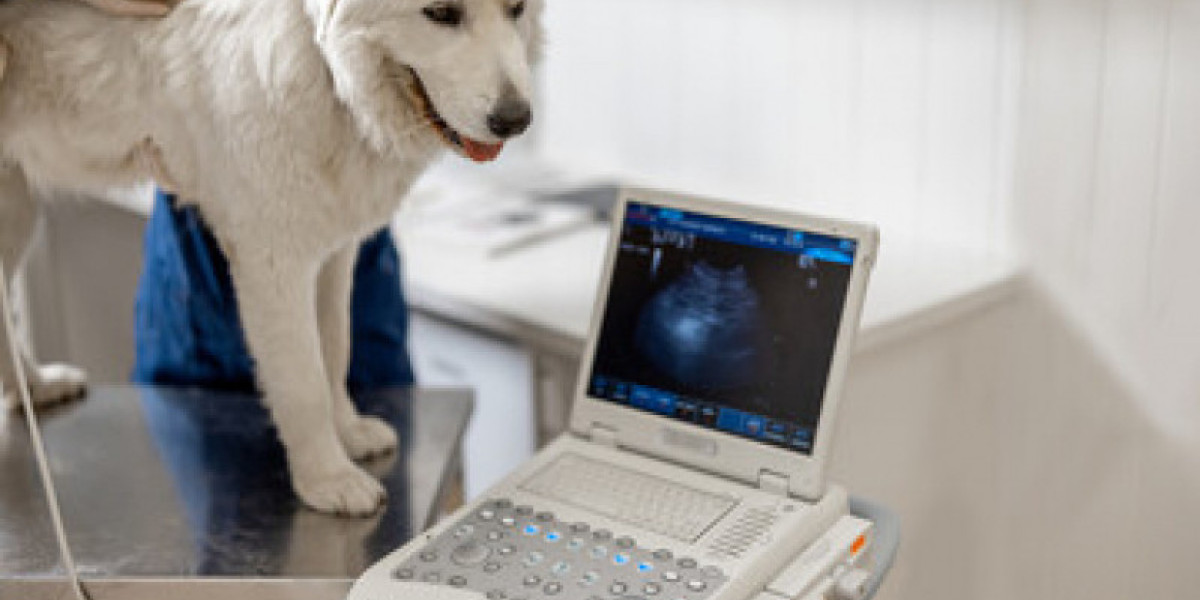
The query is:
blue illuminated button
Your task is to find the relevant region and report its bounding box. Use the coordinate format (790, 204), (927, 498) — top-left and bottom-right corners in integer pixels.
(637, 562), (654, 573)
(613, 553), (631, 566)
(523, 524), (540, 536)
(545, 531), (562, 543)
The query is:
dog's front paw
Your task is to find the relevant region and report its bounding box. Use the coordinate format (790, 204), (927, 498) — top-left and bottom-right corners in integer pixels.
(29, 364), (88, 407)
(338, 415), (399, 460)
(294, 460), (386, 516)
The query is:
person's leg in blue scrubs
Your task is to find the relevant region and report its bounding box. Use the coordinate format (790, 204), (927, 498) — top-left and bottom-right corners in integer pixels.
(132, 190), (415, 392)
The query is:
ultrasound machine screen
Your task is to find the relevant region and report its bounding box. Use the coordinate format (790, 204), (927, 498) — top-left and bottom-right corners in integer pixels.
(587, 202), (857, 454)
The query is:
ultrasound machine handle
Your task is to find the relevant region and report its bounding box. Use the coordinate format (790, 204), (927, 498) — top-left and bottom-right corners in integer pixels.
(847, 496), (899, 599)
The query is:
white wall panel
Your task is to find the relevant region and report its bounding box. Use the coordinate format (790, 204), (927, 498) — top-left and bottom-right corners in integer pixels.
(539, 0), (1019, 252)
(1014, 0), (1200, 438)
(831, 283), (1200, 600)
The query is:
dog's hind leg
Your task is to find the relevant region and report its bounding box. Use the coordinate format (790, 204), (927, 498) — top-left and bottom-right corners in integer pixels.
(317, 244), (398, 460)
(0, 165), (88, 410)
(227, 242), (385, 515)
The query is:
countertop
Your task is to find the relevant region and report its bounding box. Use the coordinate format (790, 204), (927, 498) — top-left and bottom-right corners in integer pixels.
(0, 385), (473, 600)
(397, 218), (1021, 357)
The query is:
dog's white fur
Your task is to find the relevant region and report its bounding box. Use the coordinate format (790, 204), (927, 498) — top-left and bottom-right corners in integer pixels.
(0, 0), (542, 515)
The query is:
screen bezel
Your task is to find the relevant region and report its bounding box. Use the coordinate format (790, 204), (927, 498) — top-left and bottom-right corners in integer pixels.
(568, 187), (878, 501)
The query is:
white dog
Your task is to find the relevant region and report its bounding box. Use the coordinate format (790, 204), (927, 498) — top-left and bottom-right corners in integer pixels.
(0, 0), (542, 515)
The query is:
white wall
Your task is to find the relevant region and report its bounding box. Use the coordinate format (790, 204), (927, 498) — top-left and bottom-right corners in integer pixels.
(831, 281), (1200, 600)
(1013, 0), (1200, 441)
(539, 0), (1022, 251)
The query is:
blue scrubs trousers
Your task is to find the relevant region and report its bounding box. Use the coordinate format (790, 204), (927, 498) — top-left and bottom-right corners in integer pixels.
(132, 191), (415, 392)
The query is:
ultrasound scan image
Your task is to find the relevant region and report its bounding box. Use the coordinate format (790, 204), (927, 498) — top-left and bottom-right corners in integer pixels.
(589, 207), (854, 436)
(634, 261), (761, 391)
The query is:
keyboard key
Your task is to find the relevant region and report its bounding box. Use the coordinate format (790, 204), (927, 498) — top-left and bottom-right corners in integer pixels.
(544, 582), (564, 595)
(616, 536), (636, 549)
(523, 575), (542, 587)
(392, 567), (414, 580)
(644, 582), (662, 595)
(677, 557), (697, 569)
(687, 580), (707, 592)
(653, 549), (674, 561)
(450, 541), (491, 566)
(449, 575), (468, 587)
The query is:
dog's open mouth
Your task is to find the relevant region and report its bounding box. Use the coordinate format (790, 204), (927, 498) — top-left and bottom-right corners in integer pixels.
(405, 68), (505, 163)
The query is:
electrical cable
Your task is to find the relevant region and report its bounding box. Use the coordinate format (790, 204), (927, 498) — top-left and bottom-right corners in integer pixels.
(0, 260), (92, 600)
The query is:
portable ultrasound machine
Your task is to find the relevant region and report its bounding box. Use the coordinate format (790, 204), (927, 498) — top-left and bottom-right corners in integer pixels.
(349, 188), (882, 600)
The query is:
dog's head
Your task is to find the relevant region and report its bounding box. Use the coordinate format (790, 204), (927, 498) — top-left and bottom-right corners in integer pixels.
(308, 0), (544, 163)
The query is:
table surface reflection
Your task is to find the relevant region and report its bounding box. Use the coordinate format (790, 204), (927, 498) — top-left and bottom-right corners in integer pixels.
(0, 384), (472, 598)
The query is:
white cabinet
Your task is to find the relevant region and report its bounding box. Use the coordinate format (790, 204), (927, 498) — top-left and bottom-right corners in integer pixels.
(408, 311), (536, 499)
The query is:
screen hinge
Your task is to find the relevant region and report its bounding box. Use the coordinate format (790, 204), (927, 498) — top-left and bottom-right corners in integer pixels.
(590, 423), (619, 447)
(758, 469), (790, 496)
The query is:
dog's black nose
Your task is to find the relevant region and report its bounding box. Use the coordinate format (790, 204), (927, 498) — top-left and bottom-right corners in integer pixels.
(488, 98), (532, 139)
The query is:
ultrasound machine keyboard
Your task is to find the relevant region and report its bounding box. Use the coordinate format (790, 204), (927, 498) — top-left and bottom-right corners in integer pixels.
(391, 497), (731, 600)
(519, 454), (738, 542)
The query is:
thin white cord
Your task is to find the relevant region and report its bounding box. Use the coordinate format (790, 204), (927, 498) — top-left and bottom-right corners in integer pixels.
(0, 260), (91, 600)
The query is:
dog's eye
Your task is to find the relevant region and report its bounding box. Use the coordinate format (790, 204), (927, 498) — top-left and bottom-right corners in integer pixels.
(423, 2), (464, 27)
(508, 1), (526, 19)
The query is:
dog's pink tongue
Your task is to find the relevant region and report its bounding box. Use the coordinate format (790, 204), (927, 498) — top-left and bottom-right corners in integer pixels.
(462, 138), (505, 162)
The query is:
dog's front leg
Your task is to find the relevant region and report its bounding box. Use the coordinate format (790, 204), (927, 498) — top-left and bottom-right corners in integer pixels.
(317, 244), (398, 460)
(228, 249), (384, 516)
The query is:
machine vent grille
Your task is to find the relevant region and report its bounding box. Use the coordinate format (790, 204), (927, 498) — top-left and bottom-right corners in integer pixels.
(704, 506), (779, 559)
